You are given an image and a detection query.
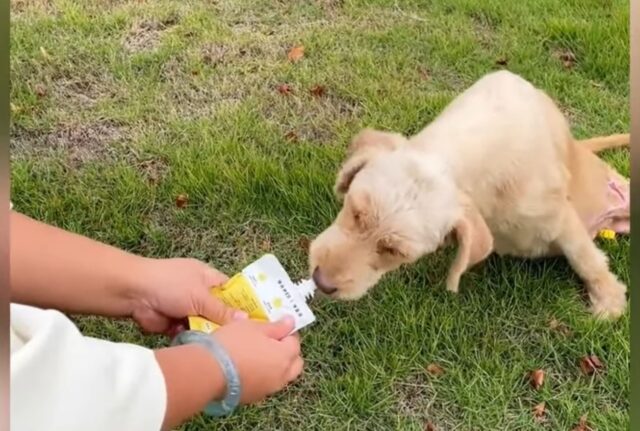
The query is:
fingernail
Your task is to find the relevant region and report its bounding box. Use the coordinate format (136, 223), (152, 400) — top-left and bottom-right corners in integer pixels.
(281, 315), (295, 325)
(232, 310), (249, 320)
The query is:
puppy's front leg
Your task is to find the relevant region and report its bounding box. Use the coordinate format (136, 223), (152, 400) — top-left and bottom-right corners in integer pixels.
(554, 206), (627, 319)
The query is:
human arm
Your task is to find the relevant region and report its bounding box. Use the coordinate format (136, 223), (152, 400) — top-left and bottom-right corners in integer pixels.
(10, 211), (243, 331)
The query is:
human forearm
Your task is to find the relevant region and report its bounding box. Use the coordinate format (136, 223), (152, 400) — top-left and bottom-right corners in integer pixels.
(155, 344), (226, 430)
(10, 211), (147, 316)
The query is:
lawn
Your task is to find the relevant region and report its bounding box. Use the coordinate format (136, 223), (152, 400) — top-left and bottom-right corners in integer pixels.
(10, 0), (630, 430)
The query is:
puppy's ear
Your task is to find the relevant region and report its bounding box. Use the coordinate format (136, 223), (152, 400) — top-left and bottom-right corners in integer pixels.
(445, 193), (493, 293)
(335, 128), (406, 197)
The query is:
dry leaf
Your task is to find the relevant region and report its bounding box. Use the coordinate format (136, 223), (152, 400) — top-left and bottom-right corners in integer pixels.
(496, 57), (509, 66)
(277, 84), (292, 95)
(571, 414), (593, 431)
(34, 84), (47, 98)
(418, 67), (431, 80)
(285, 131), (299, 142)
(424, 421), (436, 431)
(532, 402), (546, 422)
(260, 238), (272, 252)
(579, 355), (604, 376)
(529, 369), (545, 390)
(175, 194), (189, 208)
(556, 50), (576, 69)
(426, 363), (445, 377)
(287, 45), (305, 62)
(549, 318), (572, 336)
(298, 236), (311, 251)
(310, 84), (326, 97)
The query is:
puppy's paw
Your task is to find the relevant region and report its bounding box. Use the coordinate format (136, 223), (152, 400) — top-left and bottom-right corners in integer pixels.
(445, 276), (460, 294)
(588, 276), (627, 319)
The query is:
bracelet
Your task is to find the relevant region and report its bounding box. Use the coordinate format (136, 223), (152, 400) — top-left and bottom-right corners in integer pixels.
(171, 330), (242, 416)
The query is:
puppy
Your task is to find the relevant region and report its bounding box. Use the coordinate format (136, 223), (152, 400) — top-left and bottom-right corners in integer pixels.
(309, 70), (629, 319)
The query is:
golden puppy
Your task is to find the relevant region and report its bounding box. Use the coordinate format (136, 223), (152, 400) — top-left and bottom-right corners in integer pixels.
(309, 70), (629, 319)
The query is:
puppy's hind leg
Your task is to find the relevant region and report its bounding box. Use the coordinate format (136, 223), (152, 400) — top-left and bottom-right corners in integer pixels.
(554, 206), (627, 319)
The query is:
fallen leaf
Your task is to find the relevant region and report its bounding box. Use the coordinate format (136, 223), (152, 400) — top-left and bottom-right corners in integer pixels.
(571, 414), (593, 431)
(495, 57), (509, 66)
(549, 318), (572, 336)
(556, 49), (576, 69)
(175, 194), (189, 208)
(287, 45), (305, 62)
(579, 355), (604, 376)
(426, 363), (445, 377)
(277, 84), (292, 95)
(532, 402), (546, 422)
(34, 84), (47, 98)
(285, 131), (299, 142)
(529, 369), (545, 390)
(424, 421), (437, 431)
(298, 236), (311, 251)
(310, 84), (326, 97)
(260, 238), (272, 252)
(418, 67), (431, 80)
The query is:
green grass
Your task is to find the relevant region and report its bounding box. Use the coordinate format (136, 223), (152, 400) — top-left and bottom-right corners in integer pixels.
(10, 0), (630, 429)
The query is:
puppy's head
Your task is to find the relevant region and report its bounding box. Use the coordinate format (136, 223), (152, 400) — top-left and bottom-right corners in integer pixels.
(309, 129), (463, 300)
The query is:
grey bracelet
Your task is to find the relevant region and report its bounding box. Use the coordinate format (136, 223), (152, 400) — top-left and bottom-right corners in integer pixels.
(171, 330), (242, 416)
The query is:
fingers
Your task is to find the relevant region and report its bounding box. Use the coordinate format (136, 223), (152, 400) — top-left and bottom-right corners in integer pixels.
(133, 308), (171, 334)
(280, 334), (301, 357)
(194, 291), (248, 324)
(286, 356), (304, 383)
(261, 316), (295, 340)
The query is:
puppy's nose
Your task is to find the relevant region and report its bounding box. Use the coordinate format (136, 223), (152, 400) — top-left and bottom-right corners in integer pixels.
(312, 267), (338, 295)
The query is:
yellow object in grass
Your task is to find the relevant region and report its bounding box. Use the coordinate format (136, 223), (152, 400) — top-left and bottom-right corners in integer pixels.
(598, 229), (616, 240)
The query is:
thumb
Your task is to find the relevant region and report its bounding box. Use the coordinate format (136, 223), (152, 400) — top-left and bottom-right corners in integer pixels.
(194, 292), (247, 324)
(261, 316), (296, 340)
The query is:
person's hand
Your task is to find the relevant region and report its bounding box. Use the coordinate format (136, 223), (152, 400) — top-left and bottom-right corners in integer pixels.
(213, 316), (303, 404)
(131, 257), (247, 334)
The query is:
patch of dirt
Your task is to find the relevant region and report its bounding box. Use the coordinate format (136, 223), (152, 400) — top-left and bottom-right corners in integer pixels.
(10, 121), (127, 166)
(123, 16), (179, 53)
(137, 157), (170, 185)
(263, 90), (361, 144)
(469, 11), (498, 48)
(201, 43), (229, 66)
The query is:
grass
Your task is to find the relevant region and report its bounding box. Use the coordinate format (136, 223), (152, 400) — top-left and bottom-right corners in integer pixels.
(10, 0), (630, 429)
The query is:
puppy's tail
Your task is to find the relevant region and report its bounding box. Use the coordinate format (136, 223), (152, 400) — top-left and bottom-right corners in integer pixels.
(578, 133), (629, 152)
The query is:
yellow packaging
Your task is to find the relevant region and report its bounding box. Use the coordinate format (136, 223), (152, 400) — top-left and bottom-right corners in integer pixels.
(598, 229), (616, 240)
(188, 254), (316, 334)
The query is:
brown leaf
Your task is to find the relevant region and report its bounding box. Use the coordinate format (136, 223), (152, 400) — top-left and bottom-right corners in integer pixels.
(424, 421), (437, 431)
(310, 84), (326, 97)
(175, 194), (189, 208)
(571, 414), (593, 431)
(260, 238), (272, 252)
(556, 49), (576, 69)
(277, 84), (292, 95)
(529, 369), (545, 390)
(549, 318), (572, 336)
(418, 67), (431, 80)
(532, 402), (546, 422)
(287, 45), (305, 62)
(426, 363), (445, 377)
(579, 355), (604, 376)
(298, 236), (311, 251)
(495, 57), (509, 66)
(285, 131), (299, 142)
(34, 84), (47, 98)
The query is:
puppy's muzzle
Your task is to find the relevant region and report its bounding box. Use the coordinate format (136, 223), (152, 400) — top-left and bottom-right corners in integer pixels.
(312, 267), (338, 295)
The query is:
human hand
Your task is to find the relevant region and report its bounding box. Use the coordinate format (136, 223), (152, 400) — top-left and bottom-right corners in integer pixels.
(132, 257), (247, 334)
(212, 316), (303, 404)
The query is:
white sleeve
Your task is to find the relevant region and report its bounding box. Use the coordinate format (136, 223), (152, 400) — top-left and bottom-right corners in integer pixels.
(10, 303), (167, 431)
